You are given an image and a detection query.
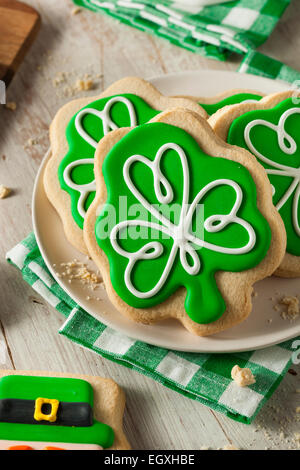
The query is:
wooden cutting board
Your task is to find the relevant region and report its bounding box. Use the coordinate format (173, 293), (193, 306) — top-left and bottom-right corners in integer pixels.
(0, 0), (41, 86)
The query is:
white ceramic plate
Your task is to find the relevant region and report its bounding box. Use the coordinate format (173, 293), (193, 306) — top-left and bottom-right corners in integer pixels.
(33, 70), (300, 353)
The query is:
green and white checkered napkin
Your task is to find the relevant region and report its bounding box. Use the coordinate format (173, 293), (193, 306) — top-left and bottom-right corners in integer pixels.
(6, 51), (300, 425)
(73, 0), (291, 60)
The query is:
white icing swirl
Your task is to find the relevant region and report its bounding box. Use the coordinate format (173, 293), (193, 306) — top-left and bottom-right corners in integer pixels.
(110, 143), (256, 300)
(63, 96), (137, 218)
(244, 107), (300, 236)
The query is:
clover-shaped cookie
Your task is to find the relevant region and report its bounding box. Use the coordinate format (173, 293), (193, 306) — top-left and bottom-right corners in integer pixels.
(209, 91), (299, 277)
(44, 77), (206, 254)
(176, 88), (264, 116)
(84, 109), (285, 336)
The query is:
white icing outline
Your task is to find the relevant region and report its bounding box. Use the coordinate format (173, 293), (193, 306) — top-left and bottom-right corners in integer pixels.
(63, 96), (137, 218)
(244, 107), (300, 237)
(63, 159), (96, 219)
(242, 99), (260, 104)
(110, 143), (256, 299)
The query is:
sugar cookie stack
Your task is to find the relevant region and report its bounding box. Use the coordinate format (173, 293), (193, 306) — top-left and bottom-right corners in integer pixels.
(44, 76), (299, 336)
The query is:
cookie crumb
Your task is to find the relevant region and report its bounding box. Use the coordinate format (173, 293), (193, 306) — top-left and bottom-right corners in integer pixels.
(5, 101), (17, 111)
(0, 185), (11, 199)
(231, 365), (256, 387)
(280, 296), (299, 320)
(294, 432), (300, 443)
(75, 79), (94, 91)
(71, 7), (82, 15)
(52, 72), (67, 87)
(24, 138), (38, 148)
(223, 444), (239, 450)
(59, 260), (101, 289)
(62, 79), (94, 97)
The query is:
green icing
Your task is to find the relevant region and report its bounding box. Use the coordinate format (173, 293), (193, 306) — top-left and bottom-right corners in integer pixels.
(0, 376), (93, 403)
(95, 122), (271, 324)
(200, 93), (262, 116)
(227, 98), (300, 257)
(0, 375), (114, 448)
(59, 94), (160, 229)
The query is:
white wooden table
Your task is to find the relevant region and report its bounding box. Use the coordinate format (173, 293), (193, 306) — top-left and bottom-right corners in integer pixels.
(0, 0), (299, 450)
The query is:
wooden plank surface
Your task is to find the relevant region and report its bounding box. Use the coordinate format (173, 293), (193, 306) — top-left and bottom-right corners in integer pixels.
(0, 0), (40, 84)
(0, 0), (299, 450)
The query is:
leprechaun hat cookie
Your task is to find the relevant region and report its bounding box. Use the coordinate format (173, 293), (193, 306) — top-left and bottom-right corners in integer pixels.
(83, 108), (286, 336)
(0, 370), (130, 450)
(175, 89), (265, 117)
(209, 91), (300, 277)
(44, 77), (206, 254)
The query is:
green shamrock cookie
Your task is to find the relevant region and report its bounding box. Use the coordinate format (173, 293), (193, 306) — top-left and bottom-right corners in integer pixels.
(228, 98), (300, 257)
(95, 122), (271, 324)
(58, 94), (160, 229)
(199, 92), (262, 116)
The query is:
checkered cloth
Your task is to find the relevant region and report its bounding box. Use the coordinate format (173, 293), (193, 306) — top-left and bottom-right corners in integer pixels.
(239, 49), (300, 84)
(73, 0), (291, 60)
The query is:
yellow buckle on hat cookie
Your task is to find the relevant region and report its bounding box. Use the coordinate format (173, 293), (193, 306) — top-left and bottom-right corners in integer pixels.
(34, 397), (59, 423)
